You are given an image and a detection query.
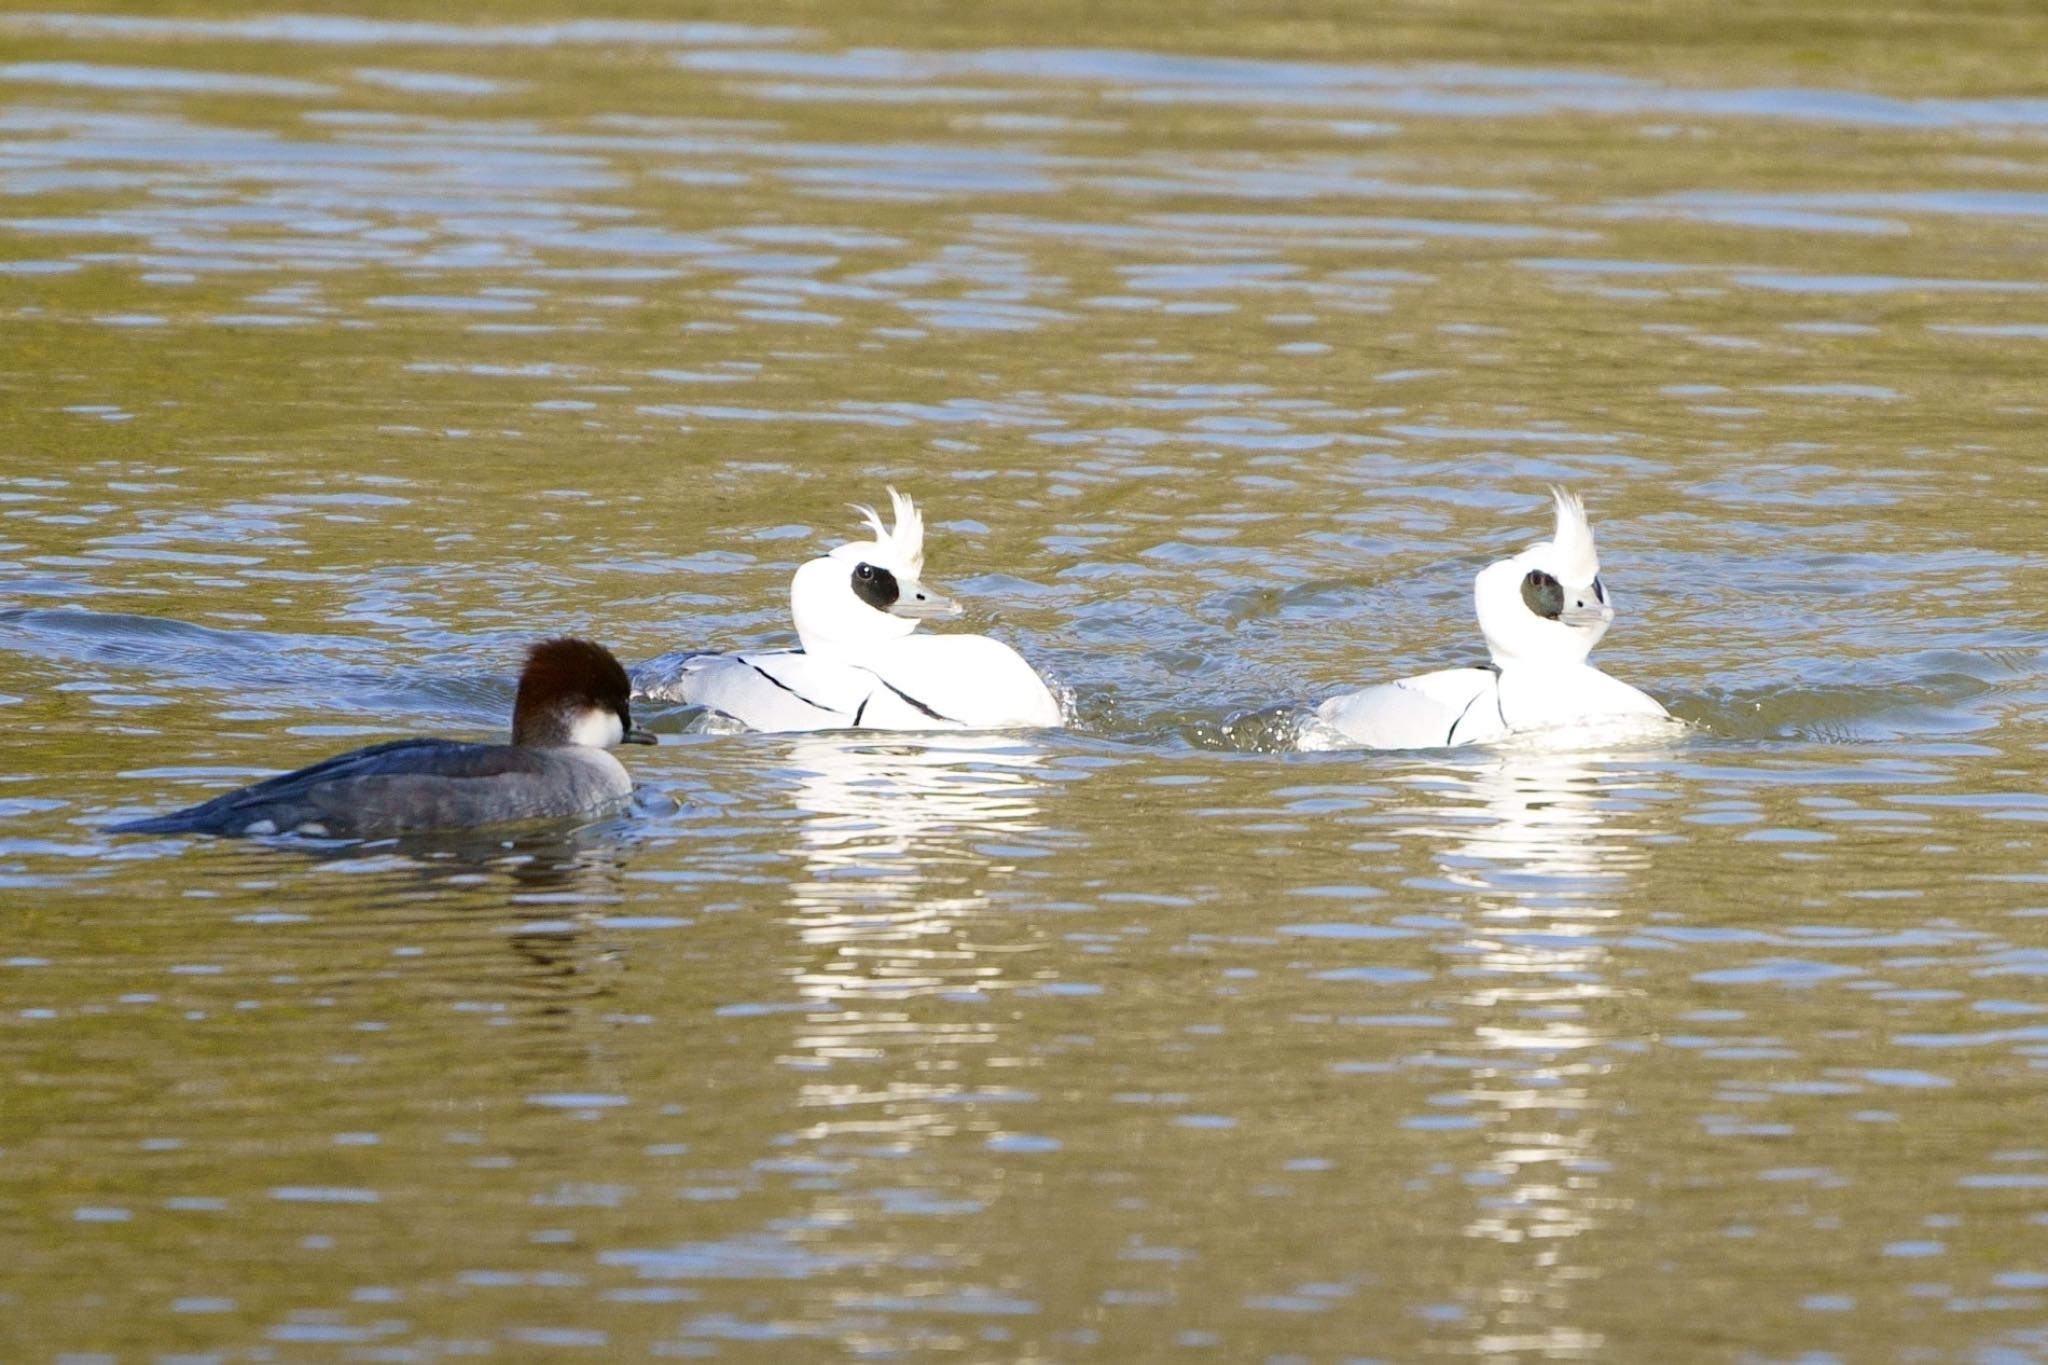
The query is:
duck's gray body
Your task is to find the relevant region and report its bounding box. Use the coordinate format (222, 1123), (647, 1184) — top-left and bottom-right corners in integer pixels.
(109, 738), (633, 839)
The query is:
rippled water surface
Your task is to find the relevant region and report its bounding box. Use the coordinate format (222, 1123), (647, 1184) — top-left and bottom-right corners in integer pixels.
(6, 4), (2048, 1359)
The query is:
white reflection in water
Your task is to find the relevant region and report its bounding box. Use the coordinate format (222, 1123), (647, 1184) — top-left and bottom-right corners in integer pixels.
(1408, 738), (1667, 888)
(1396, 741), (1674, 1340)
(780, 732), (1049, 1002)
(771, 734), (1054, 1138)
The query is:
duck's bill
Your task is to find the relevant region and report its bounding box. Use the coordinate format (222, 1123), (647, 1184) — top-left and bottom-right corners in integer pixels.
(888, 581), (964, 620)
(621, 726), (659, 745)
(1559, 605), (1613, 630)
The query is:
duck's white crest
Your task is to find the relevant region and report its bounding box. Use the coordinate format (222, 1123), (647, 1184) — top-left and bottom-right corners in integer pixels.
(1546, 485), (1599, 585)
(852, 486), (925, 579)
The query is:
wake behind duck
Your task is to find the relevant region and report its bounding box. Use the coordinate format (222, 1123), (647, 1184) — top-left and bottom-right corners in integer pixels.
(1304, 488), (1673, 751)
(634, 489), (1062, 733)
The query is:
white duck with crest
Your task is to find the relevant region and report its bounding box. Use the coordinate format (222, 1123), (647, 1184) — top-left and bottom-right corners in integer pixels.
(1307, 488), (1671, 750)
(634, 488), (1063, 733)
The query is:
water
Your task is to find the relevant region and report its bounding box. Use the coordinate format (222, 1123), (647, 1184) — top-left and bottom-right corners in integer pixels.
(5, 5), (2048, 1359)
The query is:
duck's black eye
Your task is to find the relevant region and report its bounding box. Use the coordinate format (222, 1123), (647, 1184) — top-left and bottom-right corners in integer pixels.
(1520, 569), (1565, 620)
(850, 561), (900, 611)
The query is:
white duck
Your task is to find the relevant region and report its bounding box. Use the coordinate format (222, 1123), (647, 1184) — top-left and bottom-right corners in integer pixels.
(634, 488), (1063, 732)
(1308, 488), (1669, 749)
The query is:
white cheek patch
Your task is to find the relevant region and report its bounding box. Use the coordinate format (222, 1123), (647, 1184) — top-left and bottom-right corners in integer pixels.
(568, 707), (625, 749)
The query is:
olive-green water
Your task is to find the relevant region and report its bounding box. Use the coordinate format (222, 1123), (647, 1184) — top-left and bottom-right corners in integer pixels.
(5, 3), (2048, 1360)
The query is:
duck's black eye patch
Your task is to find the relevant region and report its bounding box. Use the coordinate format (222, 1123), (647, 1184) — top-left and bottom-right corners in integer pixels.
(851, 562), (900, 612)
(1520, 569), (1565, 620)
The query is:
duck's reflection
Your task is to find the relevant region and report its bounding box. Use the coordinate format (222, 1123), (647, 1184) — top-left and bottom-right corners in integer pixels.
(263, 821), (641, 1042)
(1391, 738), (1675, 1349)
(785, 734), (1049, 882)
(759, 733), (1063, 1126)
(1398, 737), (1665, 890)
(778, 733), (1053, 1005)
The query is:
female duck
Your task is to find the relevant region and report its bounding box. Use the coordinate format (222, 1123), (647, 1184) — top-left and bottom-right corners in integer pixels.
(111, 637), (654, 838)
(1308, 488), (1669, 749)
(635, 489), (1062, 732)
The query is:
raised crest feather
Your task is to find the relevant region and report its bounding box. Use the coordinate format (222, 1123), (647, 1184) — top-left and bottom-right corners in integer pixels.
(850, 485), (926, 577)
(1546, 485), (1600, 584)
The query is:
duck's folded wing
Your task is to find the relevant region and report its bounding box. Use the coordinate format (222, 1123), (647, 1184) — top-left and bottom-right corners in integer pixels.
(304, 755), (622, 834)
(853, 635), (1061, 729)
(112, 740), (548, 835)
(1312, 668), (1503, 750)
(630, 650), (711, 702)
(635, 650), (870, 732)
(632, 639), (1060, 733)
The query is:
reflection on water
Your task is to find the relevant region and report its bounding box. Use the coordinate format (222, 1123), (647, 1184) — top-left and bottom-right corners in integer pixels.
(777, 733), (1056, 1085)
(6, 5), (2048, 1361)
(782, 733), (1052, 999)
(594, 737), (1070, 1337)
(1405, 741), (1669, 885)
(784, 733), (1049, 906)
(1393, 746), (1669, 1349)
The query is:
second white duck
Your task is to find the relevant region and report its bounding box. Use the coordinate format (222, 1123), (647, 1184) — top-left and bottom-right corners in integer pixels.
(1308, 487), (1670, 750)
(634, 488), (1062, 732)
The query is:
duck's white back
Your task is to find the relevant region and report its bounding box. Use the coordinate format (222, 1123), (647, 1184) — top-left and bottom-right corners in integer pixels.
(1310, 667), (1505, 750)
(646, 635), (1060, 734)
(1496, 663), (1668, 732)
(864, 633), (1062, 730)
